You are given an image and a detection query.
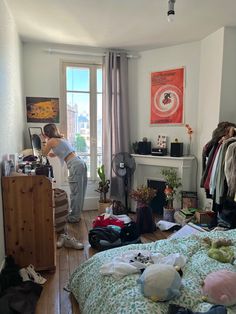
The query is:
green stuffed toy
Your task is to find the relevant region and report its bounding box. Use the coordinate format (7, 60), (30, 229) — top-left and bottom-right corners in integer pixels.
(203, 237), (235, 264)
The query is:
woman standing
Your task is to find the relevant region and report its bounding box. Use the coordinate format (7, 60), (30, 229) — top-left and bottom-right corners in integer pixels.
(42, 123), (87, 224)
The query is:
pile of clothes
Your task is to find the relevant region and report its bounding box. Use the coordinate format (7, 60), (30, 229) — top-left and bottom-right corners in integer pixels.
(0, 256), (46, 314)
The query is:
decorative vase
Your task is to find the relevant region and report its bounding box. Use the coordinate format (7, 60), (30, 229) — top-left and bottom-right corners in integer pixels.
(163, 207), (175, 222)
(136, 203), (156, 234)
(186, 138), (192, 156)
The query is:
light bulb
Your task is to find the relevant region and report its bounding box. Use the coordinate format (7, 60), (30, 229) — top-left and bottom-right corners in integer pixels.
(167, 12), (175, 22)
(167, 0), (176, 22)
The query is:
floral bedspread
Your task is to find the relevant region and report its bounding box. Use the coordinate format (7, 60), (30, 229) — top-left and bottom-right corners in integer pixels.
(69, 230), (236, 314)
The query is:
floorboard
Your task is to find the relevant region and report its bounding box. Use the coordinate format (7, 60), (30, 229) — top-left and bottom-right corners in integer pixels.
(35, 210), (171, 313)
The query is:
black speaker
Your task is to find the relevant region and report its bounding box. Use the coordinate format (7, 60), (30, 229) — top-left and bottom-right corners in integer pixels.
(170, 142), (183, 157)
(138, 141), (151, 155)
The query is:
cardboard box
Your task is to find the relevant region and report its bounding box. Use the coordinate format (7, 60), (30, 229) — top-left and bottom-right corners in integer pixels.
(195, 211), (216, 225)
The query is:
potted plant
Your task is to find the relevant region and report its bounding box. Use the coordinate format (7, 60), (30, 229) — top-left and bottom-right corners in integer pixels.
(95, 164), (112, 214)
(161, 168), (182, 222)
(130, 185), (157, 207)
(130, 185), (157, 234)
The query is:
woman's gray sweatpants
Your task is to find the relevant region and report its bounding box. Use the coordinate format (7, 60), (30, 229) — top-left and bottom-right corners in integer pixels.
(67, 156), (87, 219)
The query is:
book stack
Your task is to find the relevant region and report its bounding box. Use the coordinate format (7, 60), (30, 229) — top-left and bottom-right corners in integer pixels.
(174, 208), (197, 226)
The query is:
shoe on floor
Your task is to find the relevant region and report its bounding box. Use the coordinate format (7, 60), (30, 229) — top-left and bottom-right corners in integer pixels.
(67, 215), (81, 224)
(57, 233), (66, 248)
(26, 264), (47, 284)
(63, 235), (84, 250)
(19, 268), (32, 281)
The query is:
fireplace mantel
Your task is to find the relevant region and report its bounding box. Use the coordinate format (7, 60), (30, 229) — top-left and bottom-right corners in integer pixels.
(131, 154), (196, 210)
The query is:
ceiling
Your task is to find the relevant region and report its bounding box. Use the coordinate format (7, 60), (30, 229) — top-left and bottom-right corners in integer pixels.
(6, 0), (236, 51)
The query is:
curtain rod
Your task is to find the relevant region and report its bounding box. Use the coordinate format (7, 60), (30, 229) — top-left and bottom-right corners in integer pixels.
(44, 48), (140, 59)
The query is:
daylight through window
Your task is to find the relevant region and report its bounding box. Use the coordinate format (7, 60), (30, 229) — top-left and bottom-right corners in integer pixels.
(64, 63), (102, 180)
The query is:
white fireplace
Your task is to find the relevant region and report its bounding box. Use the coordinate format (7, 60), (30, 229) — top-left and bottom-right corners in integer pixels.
(131, 154), (197, 211)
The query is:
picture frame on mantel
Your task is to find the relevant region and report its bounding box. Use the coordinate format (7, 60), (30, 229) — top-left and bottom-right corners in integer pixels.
(150, 67), (185, 125)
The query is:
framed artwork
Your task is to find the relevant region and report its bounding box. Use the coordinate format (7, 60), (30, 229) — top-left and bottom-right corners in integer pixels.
(26, 97), (59, 123)
(157, 134), (167, 148)
(150, 67), (184, 125)
(181, 191), (198, 209)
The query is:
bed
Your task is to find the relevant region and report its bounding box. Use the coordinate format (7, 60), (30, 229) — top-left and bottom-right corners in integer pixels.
(68, 230), (236, 314)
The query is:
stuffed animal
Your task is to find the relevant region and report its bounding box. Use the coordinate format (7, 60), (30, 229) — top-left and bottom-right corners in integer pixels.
(201, 270), (236, 306)
(203, 237), (235, 264)
(137, 264), (182, 302)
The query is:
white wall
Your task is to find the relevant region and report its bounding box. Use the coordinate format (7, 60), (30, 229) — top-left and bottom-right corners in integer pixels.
(196, 28), (224, 206)
(129, 41), (201, 155)
(220, 27), (236, 124)
(197, 28), (224, 162)
(0, 0), (24, 264)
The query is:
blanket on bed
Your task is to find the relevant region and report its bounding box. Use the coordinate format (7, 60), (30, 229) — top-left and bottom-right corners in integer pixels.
(69, 230), (236, 314)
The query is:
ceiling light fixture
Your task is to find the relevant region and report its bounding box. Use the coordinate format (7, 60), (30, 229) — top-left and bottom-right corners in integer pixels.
(167, 0), (176, 22)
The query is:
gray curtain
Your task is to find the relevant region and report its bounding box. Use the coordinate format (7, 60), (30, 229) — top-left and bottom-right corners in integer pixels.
(102, 51), (130, 202)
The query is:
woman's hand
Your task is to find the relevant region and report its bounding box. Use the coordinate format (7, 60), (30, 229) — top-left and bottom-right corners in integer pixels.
(40, 133), (47, 142)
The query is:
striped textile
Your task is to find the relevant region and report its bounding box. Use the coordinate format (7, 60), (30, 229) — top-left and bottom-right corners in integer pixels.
(54, 188), (69, 234)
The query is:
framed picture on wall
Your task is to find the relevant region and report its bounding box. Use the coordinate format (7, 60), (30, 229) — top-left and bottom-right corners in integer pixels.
(150, 67), (184, 125)
(26, 97), (59, 123)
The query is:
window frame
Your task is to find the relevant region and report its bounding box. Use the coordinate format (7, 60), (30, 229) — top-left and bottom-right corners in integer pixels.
(61, 61), (102, 181)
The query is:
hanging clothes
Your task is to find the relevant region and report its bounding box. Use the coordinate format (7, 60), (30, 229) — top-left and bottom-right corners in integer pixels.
(200, 122), (236, 188)
(214, 137), (236, 204)
(201, 123), (236, 229)
(204, 143), (222, 192)
(225, 141), (236, 198)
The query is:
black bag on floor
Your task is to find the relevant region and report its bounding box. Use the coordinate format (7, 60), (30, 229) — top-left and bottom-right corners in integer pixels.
(89, 222), (141, 251)
(120, 221), (140, 242)
(89, 227), (121, 250)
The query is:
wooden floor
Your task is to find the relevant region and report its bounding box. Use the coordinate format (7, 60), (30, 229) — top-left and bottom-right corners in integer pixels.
(35, 210), (172, 314)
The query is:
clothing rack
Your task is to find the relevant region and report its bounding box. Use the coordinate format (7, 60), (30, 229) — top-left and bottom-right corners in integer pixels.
(201, 122), (236, 228)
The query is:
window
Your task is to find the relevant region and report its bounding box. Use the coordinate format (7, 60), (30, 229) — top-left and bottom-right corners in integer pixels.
(62, 62), (102, 180)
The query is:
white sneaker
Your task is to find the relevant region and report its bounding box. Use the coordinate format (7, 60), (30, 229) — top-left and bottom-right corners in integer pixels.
(63, 235), (84, 250)
(57, 233), (66, 248)
(19, 268), (31, 281)
(26, 264), (47, 284)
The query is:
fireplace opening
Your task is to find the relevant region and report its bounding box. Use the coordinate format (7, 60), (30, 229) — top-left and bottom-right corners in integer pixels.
(147, 179), (166, 215)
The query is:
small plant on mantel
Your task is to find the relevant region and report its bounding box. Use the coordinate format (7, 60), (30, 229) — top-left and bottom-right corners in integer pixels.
(161, 168), (182, 210)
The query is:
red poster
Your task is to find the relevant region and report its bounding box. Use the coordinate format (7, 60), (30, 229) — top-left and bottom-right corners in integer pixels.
(150, 67), (184, 124)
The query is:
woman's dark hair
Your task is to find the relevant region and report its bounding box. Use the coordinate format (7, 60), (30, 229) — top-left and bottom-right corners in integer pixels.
(43, 124), (63, 139)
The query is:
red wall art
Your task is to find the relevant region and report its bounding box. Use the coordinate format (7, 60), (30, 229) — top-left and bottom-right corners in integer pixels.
(150, 67), (184, 125)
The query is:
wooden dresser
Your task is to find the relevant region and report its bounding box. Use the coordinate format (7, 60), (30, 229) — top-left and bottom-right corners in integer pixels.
(2, 175), (56, 271)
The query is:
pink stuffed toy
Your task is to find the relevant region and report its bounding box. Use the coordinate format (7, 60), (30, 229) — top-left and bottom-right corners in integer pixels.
(201, 269), (236, 306)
